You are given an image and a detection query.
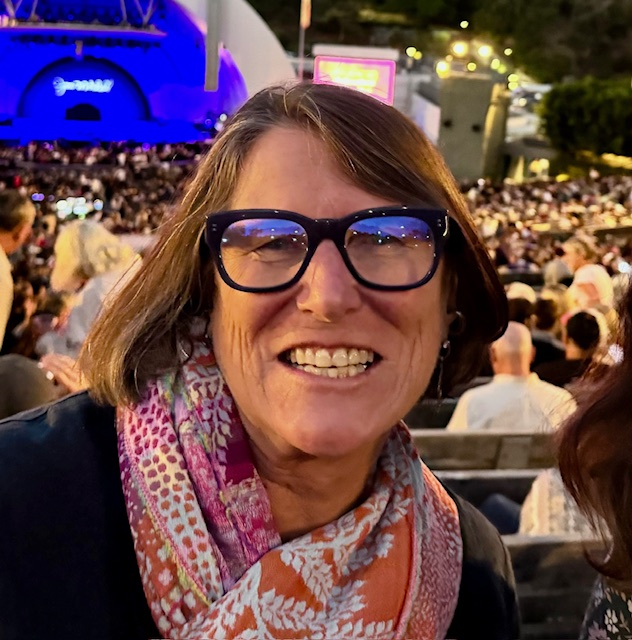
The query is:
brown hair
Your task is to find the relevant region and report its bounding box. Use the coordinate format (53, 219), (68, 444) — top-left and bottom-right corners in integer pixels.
(81, 82), (507, 406)
(557, 280), (632, 581)
(0, 190), (33, 232)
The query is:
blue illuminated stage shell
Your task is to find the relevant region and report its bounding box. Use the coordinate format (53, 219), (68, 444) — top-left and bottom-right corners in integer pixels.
(0, 0), (249, 142)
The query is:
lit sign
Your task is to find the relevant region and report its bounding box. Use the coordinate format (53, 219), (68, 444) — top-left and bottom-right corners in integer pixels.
(314, 56), (396, 105)
(53, 77), (115, 97)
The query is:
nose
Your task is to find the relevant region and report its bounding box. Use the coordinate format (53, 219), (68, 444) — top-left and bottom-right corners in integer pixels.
(295, 240), (362, 322)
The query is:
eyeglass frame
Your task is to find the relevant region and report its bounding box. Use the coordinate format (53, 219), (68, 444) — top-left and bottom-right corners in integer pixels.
(203, 205), (450, 293)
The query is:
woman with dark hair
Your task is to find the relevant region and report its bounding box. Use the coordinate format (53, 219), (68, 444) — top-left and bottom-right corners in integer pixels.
(0, 83), (515, 639)
(557, 282), (632, 637)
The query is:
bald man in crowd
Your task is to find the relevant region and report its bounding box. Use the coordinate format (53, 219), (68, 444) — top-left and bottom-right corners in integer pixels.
(0, 190), (35, 348)
(447, 322), (575, 432)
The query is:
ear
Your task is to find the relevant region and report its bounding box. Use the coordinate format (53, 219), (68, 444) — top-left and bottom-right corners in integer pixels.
(530, 346), (536, 364)
(11, 222), (27, 241)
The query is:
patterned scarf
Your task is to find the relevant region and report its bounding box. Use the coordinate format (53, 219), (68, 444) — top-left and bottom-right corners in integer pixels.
(118, 340), (463, 639)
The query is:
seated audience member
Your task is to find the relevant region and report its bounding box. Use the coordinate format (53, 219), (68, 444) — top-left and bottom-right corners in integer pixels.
(479, 468), (595, 537)
(563, 236), (614, 310)
(10, 292), (70, 360)
(0, 354), (57, 420)
(506, 282), (537, 309)
(0, 190), (36, 348)
(519, 468), (595, 537)
(36, 220), (138, 358)
(543, 246), (572, 286)
(531, 298), (565, 368)
(540, 284), (573, 327)
(447, 322), (575, 432)
(536, 311), (607, 388)
(507, 297), (534, 327)
(0, 281), (36, 355)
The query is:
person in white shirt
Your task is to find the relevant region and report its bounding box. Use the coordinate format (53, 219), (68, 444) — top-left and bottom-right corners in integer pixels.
(562, 236), (614, 309)
(0, 190), (35, 348)
(446, 321), (575, 432)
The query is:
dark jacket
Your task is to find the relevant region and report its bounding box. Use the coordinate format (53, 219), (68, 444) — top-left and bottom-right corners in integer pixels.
(0, 393), (519, 640)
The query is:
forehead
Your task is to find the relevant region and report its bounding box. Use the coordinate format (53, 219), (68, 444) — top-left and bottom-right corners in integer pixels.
(230, 126), (399, 216)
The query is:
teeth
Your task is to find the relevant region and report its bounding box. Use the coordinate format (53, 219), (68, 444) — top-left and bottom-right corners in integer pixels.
(332, 348), (349, 367)
(286, 347), (375, 375)
(295, 364), (367, 378)
(315, 349), (332, 368)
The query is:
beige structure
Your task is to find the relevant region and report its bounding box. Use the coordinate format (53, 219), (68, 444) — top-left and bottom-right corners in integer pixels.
(437, 74), (508, 182)
(176, 0), (295, 96)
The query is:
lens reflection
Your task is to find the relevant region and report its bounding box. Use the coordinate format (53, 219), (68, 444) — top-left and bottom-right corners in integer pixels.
(346, 216), (435, 286)
(221, 218), (308, 288)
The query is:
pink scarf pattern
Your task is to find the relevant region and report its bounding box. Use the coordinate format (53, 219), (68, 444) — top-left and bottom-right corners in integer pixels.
(118, 340), (463, 638)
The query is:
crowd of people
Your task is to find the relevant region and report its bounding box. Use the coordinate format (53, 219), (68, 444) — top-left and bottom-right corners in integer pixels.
(0, 83), (632, 638)
(0, 141), (208, 167)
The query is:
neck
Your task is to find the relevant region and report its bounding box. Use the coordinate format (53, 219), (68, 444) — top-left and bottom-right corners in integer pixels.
(494, 363), (530, 377)
(0, 233), (12, 256)
(247, 429), (386, 542)
(566, 343), (590, 360)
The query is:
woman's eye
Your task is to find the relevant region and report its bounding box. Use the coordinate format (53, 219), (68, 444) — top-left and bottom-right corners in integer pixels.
(260, 238), (291, 250)
(354, 233), (401, 246)
(255, 237), (300, 252)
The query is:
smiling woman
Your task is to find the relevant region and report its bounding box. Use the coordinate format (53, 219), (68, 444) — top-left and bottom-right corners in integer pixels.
(0, 83), (514, 640)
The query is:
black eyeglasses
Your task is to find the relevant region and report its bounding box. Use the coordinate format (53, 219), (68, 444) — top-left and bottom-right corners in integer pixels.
(204, 206), (450, 293)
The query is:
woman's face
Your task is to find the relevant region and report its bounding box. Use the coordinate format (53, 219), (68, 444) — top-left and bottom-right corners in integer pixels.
(210, 127), (452, 459)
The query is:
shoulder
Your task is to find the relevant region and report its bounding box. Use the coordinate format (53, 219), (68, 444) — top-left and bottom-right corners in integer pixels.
(532, 375), (574, 401)
(456, 382), (494, 405)
(575, 264), (610, 283)
(0, 391), (114, 439)
(0, 392), (116, 491)
(455, 493), (515, 578)
(447, 491), (520, 639)
(581, 578), (632, 640)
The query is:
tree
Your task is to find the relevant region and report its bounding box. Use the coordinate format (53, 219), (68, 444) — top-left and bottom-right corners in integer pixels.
(474, 0), (632, 82)
(541, 78), (632, 157)
(247, 0), (479, 50)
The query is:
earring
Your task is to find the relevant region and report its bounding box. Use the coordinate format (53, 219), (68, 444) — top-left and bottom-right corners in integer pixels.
(436, 339), (451, 400)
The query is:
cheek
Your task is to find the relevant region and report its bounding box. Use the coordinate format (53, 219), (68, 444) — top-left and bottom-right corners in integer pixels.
(210, 286), (253, 371)
(400, 282), (449, 377)
(209, 282), (280, 379)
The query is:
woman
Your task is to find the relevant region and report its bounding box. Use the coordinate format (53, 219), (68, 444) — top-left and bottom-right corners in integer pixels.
(0, 84), (515, 639)
(558, 280), (632, 639)
(36, 219), (138, 359)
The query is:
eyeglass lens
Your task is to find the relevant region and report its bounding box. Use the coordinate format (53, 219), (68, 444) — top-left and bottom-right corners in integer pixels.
(220, 216), (436, 289)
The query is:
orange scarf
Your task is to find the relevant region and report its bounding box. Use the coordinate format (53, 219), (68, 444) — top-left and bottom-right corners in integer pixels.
(118, 340), (462, 638)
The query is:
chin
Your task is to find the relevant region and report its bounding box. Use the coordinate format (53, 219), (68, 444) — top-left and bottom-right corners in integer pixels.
(282, 415), (388, 459)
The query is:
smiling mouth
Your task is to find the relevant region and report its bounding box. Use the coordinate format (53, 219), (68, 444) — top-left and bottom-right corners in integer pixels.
(279, 346), (381, 379)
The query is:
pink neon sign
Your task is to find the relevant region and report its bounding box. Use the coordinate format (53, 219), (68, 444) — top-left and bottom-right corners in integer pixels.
(313, 56), (396, 105)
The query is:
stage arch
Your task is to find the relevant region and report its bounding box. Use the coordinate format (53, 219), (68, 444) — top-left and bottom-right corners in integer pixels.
(18, 56), (152, 122)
